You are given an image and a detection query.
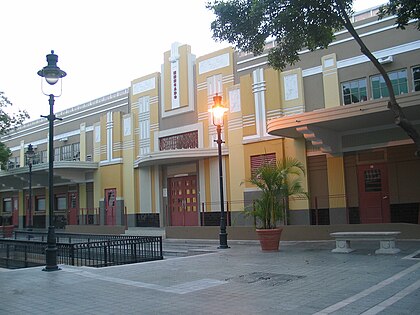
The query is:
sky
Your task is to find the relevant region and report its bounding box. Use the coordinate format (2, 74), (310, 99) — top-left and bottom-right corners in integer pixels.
(1, 0), (387, 122)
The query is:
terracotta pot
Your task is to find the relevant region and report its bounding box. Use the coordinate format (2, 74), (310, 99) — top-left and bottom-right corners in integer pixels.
(256, 228), (283, 251)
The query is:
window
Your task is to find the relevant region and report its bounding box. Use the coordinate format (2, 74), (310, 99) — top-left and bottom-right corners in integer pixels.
(36, 197), (46, 211)
(54, 148), (60, 161)
(341, 78), (367, 105)
(3, 198), (12, 212)
(364, 169), (381, 192)
(207, 74), (222, 96)
(251, 153), (276, 177)
(40, 150), (47, 164)
(138, 96), (150, 156)
(72, 143), (80, 160)
(371, 69), (408, 99)
(159, 131), (198, 151)
(56, 196), (67, 210)
(413, 66), (420, 92)
(61, 144), (72, 161)
(7, 156), (20, 170)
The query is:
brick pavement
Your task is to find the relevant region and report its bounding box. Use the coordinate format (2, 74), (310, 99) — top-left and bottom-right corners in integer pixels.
(0, 240), (419, 314)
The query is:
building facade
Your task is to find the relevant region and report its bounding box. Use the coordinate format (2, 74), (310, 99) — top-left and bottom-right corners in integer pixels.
(1, 9), (419, 230)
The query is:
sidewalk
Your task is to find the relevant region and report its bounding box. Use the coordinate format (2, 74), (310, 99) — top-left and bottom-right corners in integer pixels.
(1, 240), (419, 314)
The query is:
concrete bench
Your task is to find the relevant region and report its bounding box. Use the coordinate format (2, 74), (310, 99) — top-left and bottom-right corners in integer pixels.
(330, 231), (401, 254)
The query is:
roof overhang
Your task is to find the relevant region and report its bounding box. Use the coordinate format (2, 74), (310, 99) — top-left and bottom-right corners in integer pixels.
(134, 147), (229, 167)
(0, 161), (98, 192)
(267, 93), (420, 155)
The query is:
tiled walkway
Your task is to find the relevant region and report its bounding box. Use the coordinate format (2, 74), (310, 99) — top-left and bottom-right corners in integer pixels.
(1, 240), (419, 314)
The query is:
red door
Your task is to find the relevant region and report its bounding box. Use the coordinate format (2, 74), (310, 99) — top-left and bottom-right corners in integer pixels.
(105, 188), (116, 225)
(357, 163), (390, 223)
(68, 192), (78, 225)
(12, 197), (19, 226)
(169, 176), (198, 226)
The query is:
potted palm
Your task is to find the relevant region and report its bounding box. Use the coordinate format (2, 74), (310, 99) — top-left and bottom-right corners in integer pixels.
(245, 157), (308, 251)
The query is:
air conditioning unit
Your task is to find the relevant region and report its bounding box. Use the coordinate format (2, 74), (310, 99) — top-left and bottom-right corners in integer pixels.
(378, 55), (393, 64)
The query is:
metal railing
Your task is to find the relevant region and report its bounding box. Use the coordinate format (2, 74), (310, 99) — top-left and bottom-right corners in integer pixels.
(14, 230), (143, 243)
(1, 234), (163, 269)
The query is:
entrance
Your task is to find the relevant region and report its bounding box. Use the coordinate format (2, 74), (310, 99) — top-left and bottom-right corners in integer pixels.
(68, 192), (78, 225)
(105, 188), (116, 225)
(357, 163), (390, 223)
(169, 176), (198, 226)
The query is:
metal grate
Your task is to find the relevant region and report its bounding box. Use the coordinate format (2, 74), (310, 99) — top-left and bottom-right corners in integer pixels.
(227, 272), (305, 286)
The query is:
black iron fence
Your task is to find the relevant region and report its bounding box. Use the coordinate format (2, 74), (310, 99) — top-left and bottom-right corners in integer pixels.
(13, 230), (141, 243)
(0, 235), (163, 269)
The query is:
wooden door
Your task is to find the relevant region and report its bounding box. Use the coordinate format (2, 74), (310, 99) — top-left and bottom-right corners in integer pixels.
(169, 176), (198, 226)
(357, 163), (390, 223)
(68, 192), (78, 225)
(105, 188), (116, 225)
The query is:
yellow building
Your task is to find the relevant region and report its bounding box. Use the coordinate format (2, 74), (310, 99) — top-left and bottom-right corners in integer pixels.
(1, 10), (419, 232)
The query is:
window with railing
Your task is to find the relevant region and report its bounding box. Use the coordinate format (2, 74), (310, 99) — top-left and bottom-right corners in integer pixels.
(371, 69), (408, 99)
(72, 143), (80, 160)
(61, 144), (72, 161)
(53, 143), (80, 161)
(159, 131), (198, 151)
(341, 78), (367, 105)
(7, 156), (20, 170)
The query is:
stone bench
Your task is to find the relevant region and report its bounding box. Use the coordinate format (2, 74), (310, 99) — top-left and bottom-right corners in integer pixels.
(330, 231), (401, 254)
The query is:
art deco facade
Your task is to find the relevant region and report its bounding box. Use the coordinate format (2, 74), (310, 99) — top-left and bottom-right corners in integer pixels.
(1, 8), (419, 230)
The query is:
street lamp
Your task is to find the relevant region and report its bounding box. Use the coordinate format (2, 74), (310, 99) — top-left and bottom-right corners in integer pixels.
(25, 144), (35, 230)
(38, 50), (66, 271)
(210, 93), (229, 249)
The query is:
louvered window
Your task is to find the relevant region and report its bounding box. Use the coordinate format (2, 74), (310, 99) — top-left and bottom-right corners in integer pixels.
(251, 153), (276, 177)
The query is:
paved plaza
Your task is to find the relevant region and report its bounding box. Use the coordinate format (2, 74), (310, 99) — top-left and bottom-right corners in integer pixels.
(1, 239), (419, 314)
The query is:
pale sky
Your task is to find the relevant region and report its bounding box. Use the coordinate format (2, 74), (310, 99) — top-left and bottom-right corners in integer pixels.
(1, 0), (387, 122)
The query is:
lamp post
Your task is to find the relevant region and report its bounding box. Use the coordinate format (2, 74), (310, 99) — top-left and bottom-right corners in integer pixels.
(210, 93), (229, 249)
(38, 50), (66, 271)
(25, 144), (35, 230)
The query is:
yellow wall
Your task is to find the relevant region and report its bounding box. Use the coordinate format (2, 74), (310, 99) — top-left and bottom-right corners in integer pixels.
(243, 139), (286, 186)
(240, 75), (256, 137)
(79, 183), (87, 209)
(163, 44), (192, 112)
(101, 164), (123, 196)
(80, 123), (86, 162)
(284, 138), (309, 211)
(280, 68), (305, 111)
(265, 68), (282, 112)
(122, 113), (135, 215)
(322, 53), (340, 108)
(327, 156), (347, 208)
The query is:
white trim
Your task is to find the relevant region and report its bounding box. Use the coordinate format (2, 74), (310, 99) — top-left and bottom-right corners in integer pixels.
(3, 101), (127, 144)
(106, 112), (113, 161)
(237, 18), (417, 75)
(303, 40), (420, 77)
(154, 122), (204, 152)
(99, 158), (123, 166)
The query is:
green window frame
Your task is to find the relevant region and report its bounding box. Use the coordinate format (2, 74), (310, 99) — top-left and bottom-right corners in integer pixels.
(370, 69), (408, 99)
(413, 66), (420, 92)
(341, 78), (367, 105)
